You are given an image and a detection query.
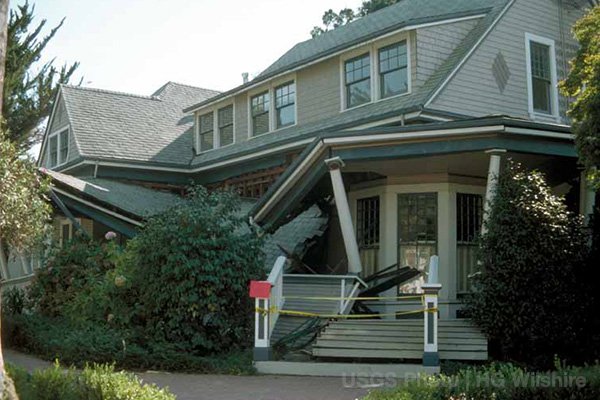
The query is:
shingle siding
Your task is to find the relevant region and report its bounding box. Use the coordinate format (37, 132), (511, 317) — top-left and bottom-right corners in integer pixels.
(297, 57), (340, 125)
(415, 18), (481, 87)
(430, 0), (583, 122)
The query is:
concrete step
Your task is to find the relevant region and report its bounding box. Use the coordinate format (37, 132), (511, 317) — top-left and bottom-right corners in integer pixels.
(254, 361), (439, 377)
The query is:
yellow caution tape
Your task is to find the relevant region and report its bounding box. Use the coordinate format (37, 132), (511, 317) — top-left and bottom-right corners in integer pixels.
(255, 306), (438, 319)
(282, 294), (428, 301)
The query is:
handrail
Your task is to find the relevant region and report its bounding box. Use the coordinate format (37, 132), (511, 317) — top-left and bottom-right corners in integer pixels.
(267, 256), (286, 336)
(283, 273), (368, 288)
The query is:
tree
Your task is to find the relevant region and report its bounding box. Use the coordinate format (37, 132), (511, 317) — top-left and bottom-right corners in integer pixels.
(465, 161), (593, 369)
(560, 5), (600, 182)
(311, 0), (400, 37)
(3, 2), (79, 153)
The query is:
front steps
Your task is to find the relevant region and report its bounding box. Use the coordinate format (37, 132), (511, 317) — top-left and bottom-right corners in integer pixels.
(312, 319), (488, 361)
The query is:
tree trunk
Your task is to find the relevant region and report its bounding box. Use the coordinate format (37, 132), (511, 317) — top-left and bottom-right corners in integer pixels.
(0, 1), (19, 399)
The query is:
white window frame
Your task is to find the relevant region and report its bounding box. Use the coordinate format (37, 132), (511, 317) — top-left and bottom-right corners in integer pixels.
(46, 126), (70, 169)
(524, 33), (560, 120)
(195, 102), (236, 154)
(247, 75), (297, 138)
(59, 218), (77, 246)
(340, 34), (412, 112)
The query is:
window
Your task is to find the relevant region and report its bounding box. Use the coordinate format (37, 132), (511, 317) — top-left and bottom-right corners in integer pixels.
(59, 130), (69, 164)
(218, 105), (234, 147)
(357, 196), (380, 277)
(344, 53), (371, 109)
(275, 81), (296, 128)
(49, 135), (58, 167)
(397, 193), (437, 293)
(198, 113), (214, 151)
(378, 41), (408, 98)
(526, 34), (557, 117)
(59, 220), (73, 246)
(251, 91), (270, 136)
(456, 193), (483, 294)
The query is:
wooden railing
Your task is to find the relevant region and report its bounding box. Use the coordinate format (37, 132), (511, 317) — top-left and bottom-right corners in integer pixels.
(422, 255), (441, 367)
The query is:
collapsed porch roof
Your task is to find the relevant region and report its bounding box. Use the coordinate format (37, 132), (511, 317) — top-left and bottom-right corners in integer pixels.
(249, 116), (576, 232)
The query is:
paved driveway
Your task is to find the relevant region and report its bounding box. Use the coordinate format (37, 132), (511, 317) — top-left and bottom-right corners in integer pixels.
(4, 349), (370, 400)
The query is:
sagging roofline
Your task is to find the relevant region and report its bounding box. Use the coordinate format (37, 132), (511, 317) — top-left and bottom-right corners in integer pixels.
(248, 116), (575, 229)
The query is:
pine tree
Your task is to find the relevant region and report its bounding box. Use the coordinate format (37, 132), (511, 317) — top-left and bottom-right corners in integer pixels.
(3, 2), (80, 153)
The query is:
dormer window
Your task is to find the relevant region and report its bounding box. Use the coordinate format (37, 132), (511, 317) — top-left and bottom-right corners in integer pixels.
(344, 53), (371, 109)
(378, 41), (408, 98)
(251, 91), (270, 136)
(218, 105), (234, 146)
(198, 112), (214, 151)
(275, 81), (296, 128)
(47, 127), (69, 168)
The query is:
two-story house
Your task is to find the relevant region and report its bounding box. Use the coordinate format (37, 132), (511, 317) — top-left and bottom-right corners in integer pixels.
(12, 0), (595, 374)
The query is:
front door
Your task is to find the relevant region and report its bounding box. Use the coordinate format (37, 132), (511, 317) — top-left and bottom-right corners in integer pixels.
(397, 193), (438, 293)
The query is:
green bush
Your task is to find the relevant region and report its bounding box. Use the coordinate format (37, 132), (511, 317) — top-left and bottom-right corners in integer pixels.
(7, 362), (175, 400)
(2, 286), (27, 316)
(113, 186), (265, 354)
(3, 313), (255, 374)
(28, 237), (114, 318)
(465, 161), (593, 369)
(364, 363), (600, 400)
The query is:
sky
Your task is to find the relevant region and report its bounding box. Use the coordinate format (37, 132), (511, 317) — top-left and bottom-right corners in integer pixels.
(18, 0), (362, 95)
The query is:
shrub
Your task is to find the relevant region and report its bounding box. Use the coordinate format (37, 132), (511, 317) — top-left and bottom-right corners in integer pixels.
(465, 161), (593, 368)
(7, 362), (175, 400)
(114, 186), (265, 354)
(2, 286), (27, 316)
(28, 237), (114, 318)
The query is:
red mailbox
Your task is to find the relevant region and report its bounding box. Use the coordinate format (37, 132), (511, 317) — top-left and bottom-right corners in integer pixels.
(249, 280), (271, 299)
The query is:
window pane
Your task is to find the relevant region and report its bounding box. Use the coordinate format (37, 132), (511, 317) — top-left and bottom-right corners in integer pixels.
(347, 79), (371, 108)
(456, 193), (483, 293)
(218, 105), (234, 146)
(49, 136), (58, 167)
(275, 82), (295, 128)
(276, 104), (295, 128)
(397, 193), (437, 294)
(530, 42), (550, 80)
(199, 113), (213, 134)
(253, 112), (270, 136)
(251, 92), (270, 136)
(381, 68), (408, 98)
(532, 77), (551, 113)
(379, 41), (408, 98)
(345, 53), (370, 84)
(200, 132), (214, 150)
(59, 130), (69, 164)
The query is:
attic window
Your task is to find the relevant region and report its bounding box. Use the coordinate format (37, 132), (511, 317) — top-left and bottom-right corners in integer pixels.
(47, 127), (69, 168)
(525, 33), (558, 118)
(344, 53), (371, 109)
(251, 91), (270, 136)
(378, 41), (408, 98)
(218, 105), (234, 147)
(198, 112), (214, 151)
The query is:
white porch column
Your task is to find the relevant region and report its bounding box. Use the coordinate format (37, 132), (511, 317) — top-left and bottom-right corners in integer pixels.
(580, 170), (597, 225)
(482, 149), (506, 233)
(325, 157), (362, 275)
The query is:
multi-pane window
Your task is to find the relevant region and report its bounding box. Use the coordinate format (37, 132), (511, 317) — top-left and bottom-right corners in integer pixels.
(49, 135), (58, 167)
(275, 81), (296, 128)
(218, 105), (234, 147)
(344, 53), (371, 109)
(530, 41), (552, 114)
(456, 193), (483, 293)
(378, 41), (408, 98)
(357, 196), (380, 277)
(397, 193), (437, 293)
(251, 91), (270, 136)
(198, 113), (214, 151)
(59, 130), (69, 164)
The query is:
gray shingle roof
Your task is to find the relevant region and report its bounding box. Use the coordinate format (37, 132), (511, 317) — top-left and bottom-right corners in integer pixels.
(61, 82), (219, 166)
(184, 0), (507, 113)
(44, 169), (184, 218)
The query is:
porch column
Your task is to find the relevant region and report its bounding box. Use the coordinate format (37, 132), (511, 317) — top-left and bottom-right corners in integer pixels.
(423, 255), (441, 367)
(325, 157), (362, 275)
(580, 169), (597, 225)
(482, 149), (506, 233)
